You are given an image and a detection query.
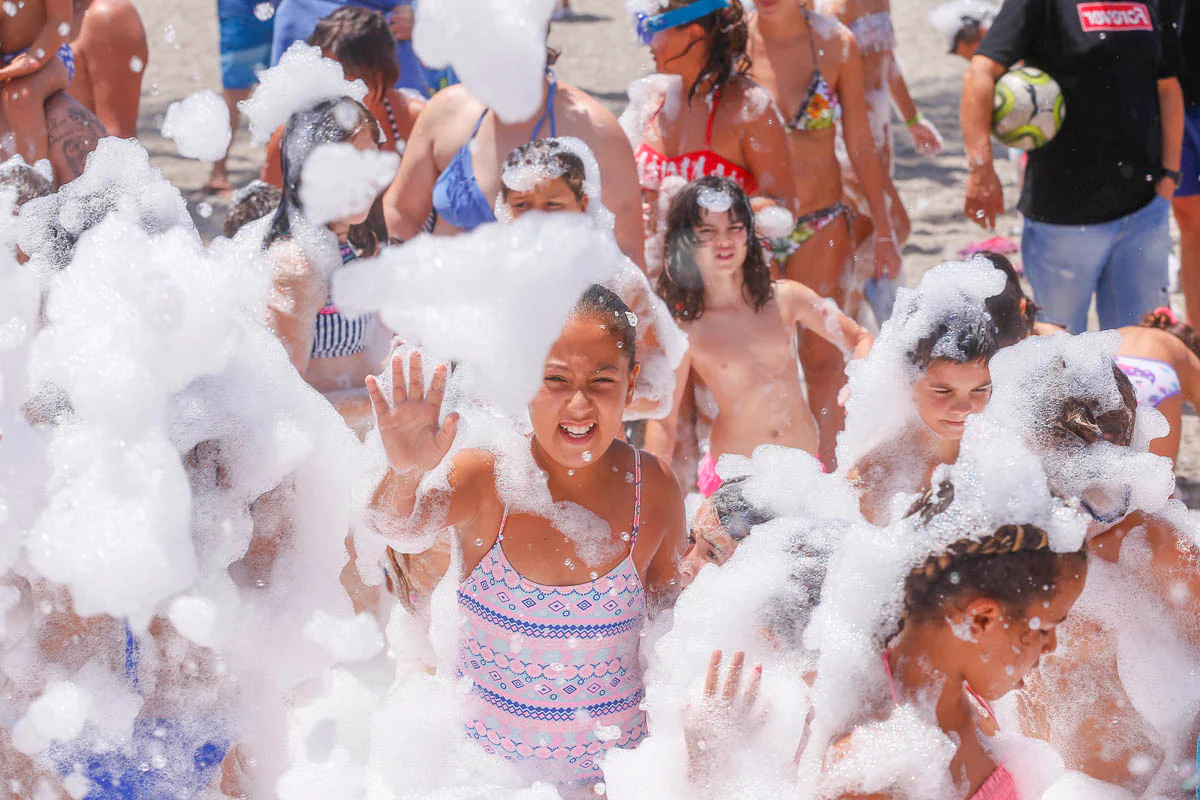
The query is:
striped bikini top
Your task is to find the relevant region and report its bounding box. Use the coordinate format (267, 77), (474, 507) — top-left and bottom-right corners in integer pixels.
(456, 450), (648, 786)
(311, 241), (373, 360)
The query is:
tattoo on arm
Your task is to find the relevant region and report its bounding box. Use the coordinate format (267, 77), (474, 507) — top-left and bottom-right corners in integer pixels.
(46, 100), (107, 182)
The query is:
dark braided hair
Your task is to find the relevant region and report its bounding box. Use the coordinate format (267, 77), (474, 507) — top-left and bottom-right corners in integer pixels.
(658, 175), (772, 321)
(900, 522), (1086, 635)
(572, 284), (638, 369)
(1140, 308), (1200, 361)
(978, 252), (1039, 348)
(662, 0), (751, 101)
(1048, 361), (1137, 448)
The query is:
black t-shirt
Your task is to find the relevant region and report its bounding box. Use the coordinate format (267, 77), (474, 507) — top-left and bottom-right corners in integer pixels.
(978, 0), (1182, 224)
(1180, 0), (1200, 106)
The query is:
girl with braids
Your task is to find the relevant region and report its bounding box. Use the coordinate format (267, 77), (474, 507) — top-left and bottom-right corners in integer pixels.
(263, 96), (391, 434)
(628, 0), (797, 262)
(836, 523), (1089, 800)
(647, 176), (872, 494)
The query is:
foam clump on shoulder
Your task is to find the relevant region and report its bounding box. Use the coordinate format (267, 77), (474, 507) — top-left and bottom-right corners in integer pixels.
(239, 42), (368, 146)
(333, 213), (618, 415)
(161, 89), (233, 163)
(620, 73), (683, 149)
(414, 0), (555, 123)
(17, 138), (195, 275)
(299, 143), (399, 226)
(837, 257), (1005, 470)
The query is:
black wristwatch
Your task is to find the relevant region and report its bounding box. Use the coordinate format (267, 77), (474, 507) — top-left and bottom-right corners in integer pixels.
(1161, 167), (1182, 184)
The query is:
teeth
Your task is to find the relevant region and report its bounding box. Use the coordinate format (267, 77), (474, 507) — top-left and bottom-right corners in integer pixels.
(562, 423), (594, 436)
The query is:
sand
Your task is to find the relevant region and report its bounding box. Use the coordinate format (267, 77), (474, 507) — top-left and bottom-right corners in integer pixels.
(127, 0), (1198, 500)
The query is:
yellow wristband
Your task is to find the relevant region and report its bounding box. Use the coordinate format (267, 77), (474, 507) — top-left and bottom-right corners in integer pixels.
(905, 112), (924, 127)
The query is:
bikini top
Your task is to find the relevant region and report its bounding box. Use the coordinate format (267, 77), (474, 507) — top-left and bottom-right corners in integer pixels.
(431, 73), (558, 233)
(311, 241), (373, 360)
(634, 87), (759, 194)
(789, 9), (843, 133)
(849, 11), (897, 56)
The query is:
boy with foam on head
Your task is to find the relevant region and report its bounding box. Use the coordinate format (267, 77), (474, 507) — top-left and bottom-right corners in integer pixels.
(0, 0), (75, 165)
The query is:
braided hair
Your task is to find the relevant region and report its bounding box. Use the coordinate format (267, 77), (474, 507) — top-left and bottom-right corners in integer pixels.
(663, 0), (751, 102)
(899, 521), (1086, 636)
(1048, 361), (1137, 449)
(1140, 307), (1200, 360)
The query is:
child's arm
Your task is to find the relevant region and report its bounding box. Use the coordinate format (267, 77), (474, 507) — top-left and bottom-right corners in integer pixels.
(264, 242), (324, 376)
(642, 347), (693, 465)
(782, 280), (874, 362)
(0, 0), (73, 79)
(640, 451), (688, 609)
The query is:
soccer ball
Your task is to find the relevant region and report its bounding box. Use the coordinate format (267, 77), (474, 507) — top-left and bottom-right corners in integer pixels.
(992, 67), (1065, 151)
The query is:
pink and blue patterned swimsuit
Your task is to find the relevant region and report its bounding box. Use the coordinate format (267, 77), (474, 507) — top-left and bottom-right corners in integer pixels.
(457, 450), (648, 787)
(1115, 355), (1182, 408)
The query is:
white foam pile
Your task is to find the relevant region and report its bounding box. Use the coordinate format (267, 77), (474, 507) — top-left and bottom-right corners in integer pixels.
(239, 42), (368, 147)
(413, 0), (557, 123)
(161, 90), (232, 163)
(299, 142), (400, 226)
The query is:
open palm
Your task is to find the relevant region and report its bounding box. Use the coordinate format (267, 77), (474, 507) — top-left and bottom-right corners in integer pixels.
(366, 350), (459, 474)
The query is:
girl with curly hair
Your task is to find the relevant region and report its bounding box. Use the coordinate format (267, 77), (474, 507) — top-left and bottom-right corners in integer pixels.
(646, 176), (872, 495)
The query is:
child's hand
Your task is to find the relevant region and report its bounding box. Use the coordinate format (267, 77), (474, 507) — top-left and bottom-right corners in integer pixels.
(684, 650), (765, 781)
(366, 350), (459, 477)
(0, 54), (41, 81)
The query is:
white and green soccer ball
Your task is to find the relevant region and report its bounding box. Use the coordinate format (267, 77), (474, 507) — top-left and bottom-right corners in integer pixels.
(992, 67), (1065, 151)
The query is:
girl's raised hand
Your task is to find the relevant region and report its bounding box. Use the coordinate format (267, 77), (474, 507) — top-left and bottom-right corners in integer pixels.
(684, 650), (765, 781)
(366, 351), (459, 476)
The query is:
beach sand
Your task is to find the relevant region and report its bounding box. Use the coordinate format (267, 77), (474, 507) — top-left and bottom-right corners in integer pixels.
(128, 0), (1200, 501)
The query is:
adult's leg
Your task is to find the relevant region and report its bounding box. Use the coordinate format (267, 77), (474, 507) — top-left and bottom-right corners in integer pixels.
(1097, 197), (1171, 330)
(43, 92), (107, 184)
(1021, 215), (1114, 334)
(208, 88), (253, 192)
(785, 213), (855, 468)
(68, 0), (147, 138)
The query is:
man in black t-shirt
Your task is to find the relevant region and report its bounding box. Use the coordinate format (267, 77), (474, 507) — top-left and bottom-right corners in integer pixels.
(959, 0), (1185, 332)
(1174, 0), (1200, 322)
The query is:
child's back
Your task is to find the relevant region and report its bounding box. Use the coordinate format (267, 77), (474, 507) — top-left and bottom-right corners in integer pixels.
(0, 1), (49, 53)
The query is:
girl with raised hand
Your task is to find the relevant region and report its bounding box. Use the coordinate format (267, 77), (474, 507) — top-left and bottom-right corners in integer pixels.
(628, 0), (797, 267)
(367, 285), (687, 789)
(827, 523), (1087, 800)
(646, 176), (873, 491)
(262, 96), (392, 435)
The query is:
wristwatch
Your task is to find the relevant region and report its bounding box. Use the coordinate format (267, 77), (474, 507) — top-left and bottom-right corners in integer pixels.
(1161, 167), (1182, 184)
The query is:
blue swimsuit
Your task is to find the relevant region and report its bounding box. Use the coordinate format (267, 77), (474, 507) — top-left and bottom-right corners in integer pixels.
(431, 74), (558, 232)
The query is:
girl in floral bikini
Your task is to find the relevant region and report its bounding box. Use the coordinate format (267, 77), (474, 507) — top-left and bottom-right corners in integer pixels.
(368, 285), (686, 790)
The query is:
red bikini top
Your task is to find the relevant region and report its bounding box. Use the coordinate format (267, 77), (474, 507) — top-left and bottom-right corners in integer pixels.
(634, 88), (759, 195)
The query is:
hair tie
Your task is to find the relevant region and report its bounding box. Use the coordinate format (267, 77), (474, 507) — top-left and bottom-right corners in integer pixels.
(1153, 306), (1179, 325)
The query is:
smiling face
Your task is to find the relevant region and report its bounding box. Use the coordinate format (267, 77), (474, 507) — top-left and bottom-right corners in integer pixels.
(958, 559), (1087, 700)
(689, 208), (750, 282)
(913, 359), (993, 440)
(528, 314), (639, 470)
(505, 177), (589, 218)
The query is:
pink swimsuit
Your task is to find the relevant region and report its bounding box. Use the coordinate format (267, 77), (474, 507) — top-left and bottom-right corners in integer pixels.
(457, 451), (648, 787)
(883, 653), (1019, 800)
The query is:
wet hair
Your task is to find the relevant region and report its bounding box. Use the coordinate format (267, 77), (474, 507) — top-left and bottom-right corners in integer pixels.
(571, 284), (638, 368)
(951, 17), (986, 52)
(500, 139), (587, 202)
(309, 6), (399, 100)
(0, 160), (53, 207)
(1049, 361), (1137, 448)
(1140, 307), (1200, 360)
(223, 180), (282, 237)
(263, 97), (388, 256)
(901, 521), (1086, 633)
(978, 252), (1039, 348)
(658, 175), (772, 322)
(663, 0), (751, 101)
(709, 475), (774, 541)
(908, 304), (999, 368)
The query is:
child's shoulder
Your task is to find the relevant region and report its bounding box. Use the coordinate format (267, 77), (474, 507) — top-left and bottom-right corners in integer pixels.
(448, 447), (500, 492)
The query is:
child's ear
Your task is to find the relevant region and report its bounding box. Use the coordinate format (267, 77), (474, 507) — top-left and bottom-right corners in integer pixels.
(964, 598), (1004, 640)
(625, 363), (641, 405)
(580, 194), (590, 212)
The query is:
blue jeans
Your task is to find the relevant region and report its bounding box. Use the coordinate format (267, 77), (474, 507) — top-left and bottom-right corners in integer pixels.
(1022, 195), (1171, 333)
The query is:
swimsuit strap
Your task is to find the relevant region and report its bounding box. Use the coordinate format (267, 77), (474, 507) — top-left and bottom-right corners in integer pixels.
(382, 94), (402, 146)
(789, 9), (826, 130)
(804, 7), (821, 66)
(630, 449), (644, 547)
(531, 70), (559, 139)
(705, 87), (722, 147)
